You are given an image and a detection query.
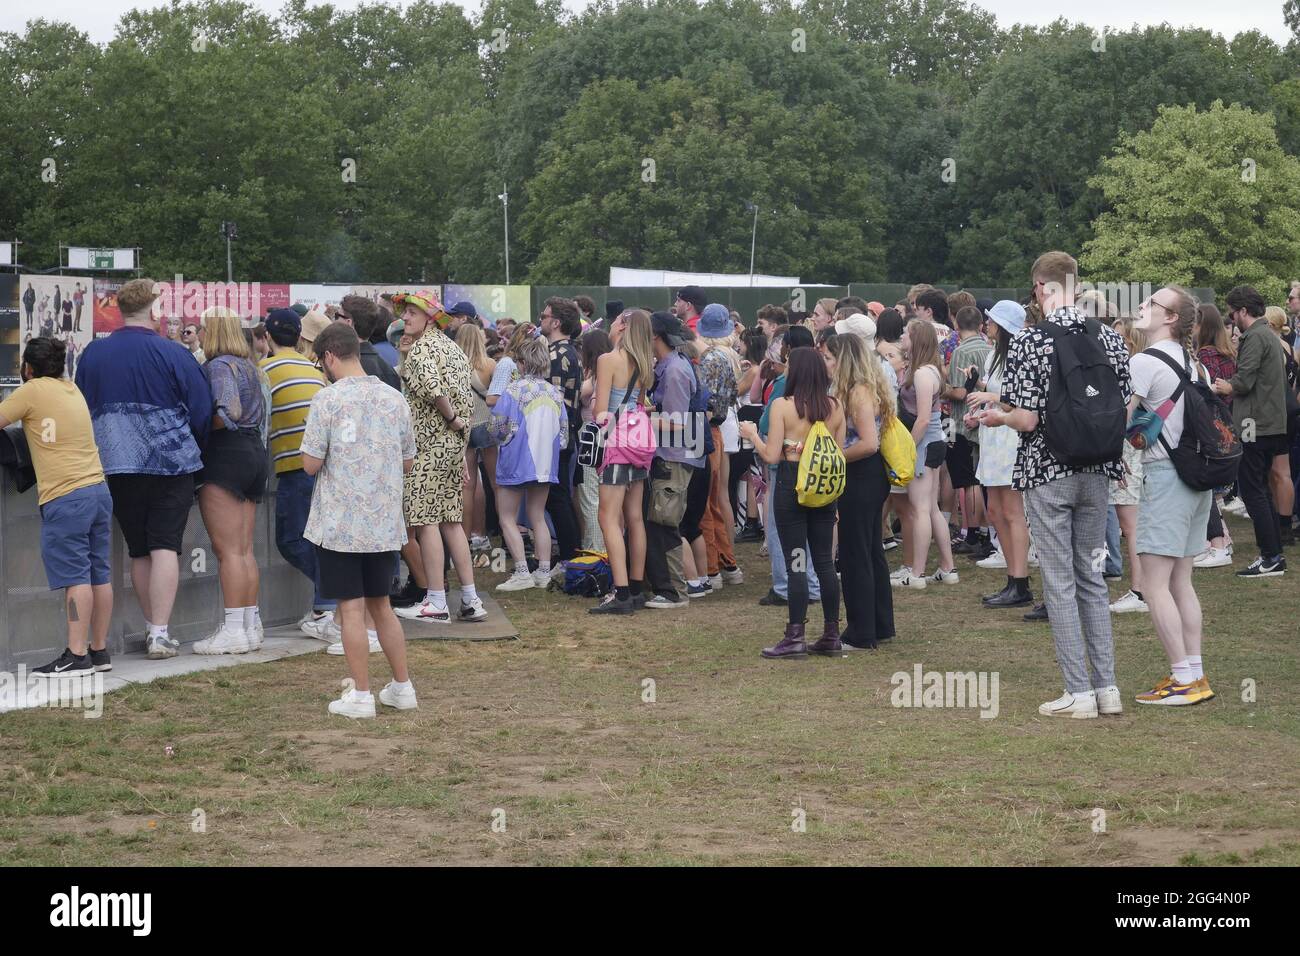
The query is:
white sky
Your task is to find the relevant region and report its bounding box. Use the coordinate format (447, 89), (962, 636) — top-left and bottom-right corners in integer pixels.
(1, 0), (1294, 45)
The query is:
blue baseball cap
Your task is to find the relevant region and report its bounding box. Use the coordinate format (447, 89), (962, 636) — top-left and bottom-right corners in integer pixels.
(265, 308), (302, 339)
(448, 301), (477, 318)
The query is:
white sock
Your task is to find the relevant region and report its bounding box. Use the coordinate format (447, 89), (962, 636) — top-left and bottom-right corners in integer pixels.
(223, 607), (244, 631)
(367, 628), (378, 642)
(426, 589), (447, 611)
(515, 561), (529, 573)
(461, 583), (478, 603)
(389, 679), (412, 693)
(1172, 659), (1194, 685)
(1187, 656), (1204, 680)
(243, 607), (257, 631)
(351, 689), (373, 702)
(148, 623), (168, 639)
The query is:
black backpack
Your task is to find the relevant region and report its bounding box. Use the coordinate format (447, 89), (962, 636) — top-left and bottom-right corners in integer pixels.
(1040, 319), (1127, 467)
(1143, 348), (1242, 491)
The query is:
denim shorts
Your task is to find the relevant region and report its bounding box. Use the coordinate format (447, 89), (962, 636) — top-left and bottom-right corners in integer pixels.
(1137, 459), (1213, 558)
(40, 482), (114, 589)
(468, 422), (496, 449)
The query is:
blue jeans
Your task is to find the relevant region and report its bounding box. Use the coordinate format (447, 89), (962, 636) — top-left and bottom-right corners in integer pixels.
(766, 465), (821, 600)
(1104, 505), (1123, 578)
(275, 469), (333, 611)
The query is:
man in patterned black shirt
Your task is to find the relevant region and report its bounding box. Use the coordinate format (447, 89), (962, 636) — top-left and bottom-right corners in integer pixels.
(541, 296), (582, 568)
(978, 251), (1132, 720)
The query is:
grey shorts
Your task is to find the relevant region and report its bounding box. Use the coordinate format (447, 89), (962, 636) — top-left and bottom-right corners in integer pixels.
(1137, 459), (1212, 558)
(600, 463), (649, 487)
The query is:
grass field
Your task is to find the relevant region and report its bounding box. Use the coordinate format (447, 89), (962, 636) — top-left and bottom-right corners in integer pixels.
(2, 517), (1297, 867)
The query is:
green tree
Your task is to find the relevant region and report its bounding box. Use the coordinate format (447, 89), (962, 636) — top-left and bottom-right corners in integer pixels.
(1082, 101), (1300, 303)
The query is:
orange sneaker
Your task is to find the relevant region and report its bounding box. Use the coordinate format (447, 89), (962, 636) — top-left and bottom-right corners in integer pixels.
(1135, 675), (1202, 706)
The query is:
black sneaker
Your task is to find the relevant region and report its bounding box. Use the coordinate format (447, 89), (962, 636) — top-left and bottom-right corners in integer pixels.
(1023, 603), (1049, 622)
(687, 582), (711, 598)
(1236, 555), (1286, 578)
(758, 589), (788, 607)
(736, 521), (764, 543)
(390, 576), (423, 608)
(630, 591), (647, 610)
(31, 648), (94, 678)
(589, 594), (634, 615)
(89, 648), (112, 672)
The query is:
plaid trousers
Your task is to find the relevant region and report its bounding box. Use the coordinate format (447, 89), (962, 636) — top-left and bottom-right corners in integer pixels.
(1023, 472), (1117, 693)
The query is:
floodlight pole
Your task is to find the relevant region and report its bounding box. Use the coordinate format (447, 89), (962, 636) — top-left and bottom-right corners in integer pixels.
(500, 184), (511, 286)
(746, 202), (758, 287)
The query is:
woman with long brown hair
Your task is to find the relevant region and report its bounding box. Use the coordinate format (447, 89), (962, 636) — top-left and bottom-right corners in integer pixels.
(740, 347), (845, 658)
(456, 323), (498, 554)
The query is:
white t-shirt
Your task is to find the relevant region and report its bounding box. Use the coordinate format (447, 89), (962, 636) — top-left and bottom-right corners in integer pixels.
(1129, 340), (1207, 464)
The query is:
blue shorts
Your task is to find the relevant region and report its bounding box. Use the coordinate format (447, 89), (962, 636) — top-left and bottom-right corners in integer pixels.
(1137, 459), (1213, 558)
(40, 482), (114, 589)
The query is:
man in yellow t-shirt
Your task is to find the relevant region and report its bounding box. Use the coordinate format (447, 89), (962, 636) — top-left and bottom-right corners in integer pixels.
(0, 338), (114, 677)
(258, 309), (335, 639)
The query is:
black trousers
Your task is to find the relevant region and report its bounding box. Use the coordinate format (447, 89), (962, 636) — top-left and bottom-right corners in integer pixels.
(773, 461), (839, 627)
(1239, 436), (1285, 559)
(680, 454), (711, 543)
(839, 453), (895, 645)
(544, 447), (579, 562)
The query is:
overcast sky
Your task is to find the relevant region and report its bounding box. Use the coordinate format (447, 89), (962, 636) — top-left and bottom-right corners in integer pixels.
(1, 0), (1294, 45)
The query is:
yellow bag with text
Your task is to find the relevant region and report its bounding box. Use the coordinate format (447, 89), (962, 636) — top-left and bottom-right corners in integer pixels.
(880, 416), (916, 487)
(796, 421), (847, 507)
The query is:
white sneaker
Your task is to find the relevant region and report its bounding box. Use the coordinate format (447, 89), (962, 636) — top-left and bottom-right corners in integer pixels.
(246, 621), (264, 650)
(300, 611), (338, 641)
(1193, 547), (1232, 569)
(1038, 690), (1098, 719)
(929, 567), (960, 585)
(977, 550), (1007, 569)
(707, 573), (724, 590)
(328, 689), (376, 719)
(1095, 685), (1123, 716)
(1223, 498), (1248, 517)
(469, 534), (490, 551)
(326, 633), (383, 655)
(892, 567), (926, 589)
(532, 569), (553, 589)
(496, 569), (536, 592)
(193, 624), (251, 655)
(459, 598), (489, 622)
(889, 566), (909, 585)
(1028, 546), (1040, 568)
(378, 681), (419, 710)
(1109, 590), (1149, 613)
(395, 601), (450, 623)
(721, 567), (744, 585)
(145, 634), (179, 659)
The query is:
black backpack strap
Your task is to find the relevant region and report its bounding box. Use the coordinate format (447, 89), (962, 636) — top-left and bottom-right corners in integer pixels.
(1142, 348), (1199, 456)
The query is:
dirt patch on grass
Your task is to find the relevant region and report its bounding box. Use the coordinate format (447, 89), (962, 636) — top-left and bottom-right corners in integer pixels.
(1111, 827), (1300, 864)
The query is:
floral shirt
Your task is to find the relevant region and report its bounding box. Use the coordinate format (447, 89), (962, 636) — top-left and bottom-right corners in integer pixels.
(1002, 306), (1132, 491)
(548, 337), (582, 437)
(301, 375), (416, 553)
(698, 347), (738, 424)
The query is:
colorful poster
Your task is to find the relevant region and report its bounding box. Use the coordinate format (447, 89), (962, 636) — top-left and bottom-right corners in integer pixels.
(288, 284), (356, 313)
(0, 275), (19, 383)
(93, 277), (126, 333)
(441, 284), (531, 327)
(21, 275), (94, 378)
(253, 283), (291, 317)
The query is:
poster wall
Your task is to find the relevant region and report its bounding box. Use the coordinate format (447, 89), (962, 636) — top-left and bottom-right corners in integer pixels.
(441, 285), (531, 327)
(0, 276), (18, 383)
(93, 277), (126, 334)
(20, 275), (94, 378)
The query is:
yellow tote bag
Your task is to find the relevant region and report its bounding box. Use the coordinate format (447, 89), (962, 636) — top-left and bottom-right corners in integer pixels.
(796, 421), (847, 507)
(880, 416), (916, 487)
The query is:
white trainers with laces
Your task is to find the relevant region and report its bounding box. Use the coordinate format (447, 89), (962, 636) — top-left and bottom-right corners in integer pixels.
(1193, 547), (1232, 569)
(496, 569), (536, 592)
(1095, 685), (1123, 716)
(707, 573), (724, 590)
(1109, 590), (1149, 613)
(977, 550), (1007, 569)
(328, 689), (376, 719)
(378, 681), (419, 710)
(1038, 690), (1098, 719)
(145, 634), (180, 659)
(532, 569), (553, 589)
(300, 611), (338, 641)
(721, 567), (744, 585)
(326, 633), (384, 655)
(460, 598), (489, 622)
(193, 624), (251, 655)
(928, 567), (960, 585)
(395, 601), (450, 623)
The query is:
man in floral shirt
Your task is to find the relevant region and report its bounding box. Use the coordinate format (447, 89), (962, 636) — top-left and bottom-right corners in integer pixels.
(302, 323), (417, 719)
(978, 251), (1132, 720)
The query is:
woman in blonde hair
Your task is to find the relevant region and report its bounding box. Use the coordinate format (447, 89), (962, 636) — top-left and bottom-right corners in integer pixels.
(1128, 286), (1214, 706)
(1106, 317), (1149, 614)
(827, 333), (895, 648)
(456, 323), (498, 555)
(893, 318), (957, 589)
(195, 306), (268, 655)
(589, 309), (656, 614)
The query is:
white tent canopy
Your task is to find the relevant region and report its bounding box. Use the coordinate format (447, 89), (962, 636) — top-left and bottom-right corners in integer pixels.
(609, 266), (800, 288)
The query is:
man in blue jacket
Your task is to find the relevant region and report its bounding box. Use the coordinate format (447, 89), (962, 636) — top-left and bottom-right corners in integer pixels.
(76, 278), (213, 659)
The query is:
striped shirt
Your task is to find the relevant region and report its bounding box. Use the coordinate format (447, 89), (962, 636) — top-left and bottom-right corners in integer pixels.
(259, 349), (326, 473)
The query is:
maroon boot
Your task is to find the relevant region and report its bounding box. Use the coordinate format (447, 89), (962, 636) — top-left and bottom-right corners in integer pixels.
(809, 620), (843, 656)
(762, 622), (807, 659)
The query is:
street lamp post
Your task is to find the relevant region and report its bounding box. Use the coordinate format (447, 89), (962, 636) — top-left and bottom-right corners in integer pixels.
(220, 220), (237, 282)
(499, 184), (510, 285)
(744, 201), (758, 287)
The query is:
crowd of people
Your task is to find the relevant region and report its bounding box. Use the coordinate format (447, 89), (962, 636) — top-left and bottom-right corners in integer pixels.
(3, 259), (1297, 719)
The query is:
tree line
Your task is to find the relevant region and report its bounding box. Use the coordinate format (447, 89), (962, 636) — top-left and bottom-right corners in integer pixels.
(2, 0), (1299, 301)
